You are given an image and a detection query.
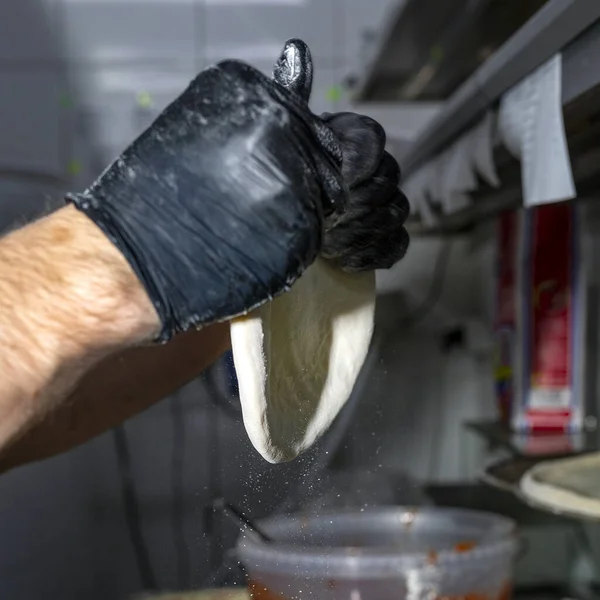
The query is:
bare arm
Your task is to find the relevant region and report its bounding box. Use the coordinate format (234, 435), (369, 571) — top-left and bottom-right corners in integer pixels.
(0, 323), (230, 472)
(0, 205), (226, 470)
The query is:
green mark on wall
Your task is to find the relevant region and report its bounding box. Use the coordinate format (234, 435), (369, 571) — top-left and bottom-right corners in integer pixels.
(430, 45), (444, 63)
(67, 160), (82, 176)
(326, 86), (343, 103)
(136, 91), (153, 109)
(59, 94), (72, 109)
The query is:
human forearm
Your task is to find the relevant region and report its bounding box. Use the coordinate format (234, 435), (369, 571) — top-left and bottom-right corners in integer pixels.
(0, 323), (230, 472)
(0, 205), (159, 450)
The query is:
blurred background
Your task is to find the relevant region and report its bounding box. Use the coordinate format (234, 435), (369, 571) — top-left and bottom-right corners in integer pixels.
(3, 0), (600, 598)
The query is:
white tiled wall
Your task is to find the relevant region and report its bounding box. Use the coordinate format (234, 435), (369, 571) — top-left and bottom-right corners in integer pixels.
(0, 0), (60, 62)
(61, 0), (198, 64)
(0, 71), (62, 177)
(202, 0), (338, 63)
(0, 0), (419, 177)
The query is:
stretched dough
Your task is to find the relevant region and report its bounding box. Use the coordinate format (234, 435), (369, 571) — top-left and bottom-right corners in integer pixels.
(520, 452), (600, 519)
(230, 258), (375, 463)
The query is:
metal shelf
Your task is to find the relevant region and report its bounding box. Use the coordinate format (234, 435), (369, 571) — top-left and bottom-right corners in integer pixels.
(465, 420), (598, 459)
(353, 0), (600, 236)
(388, 0), (600, 175)
(351, 0), (548, 102)
(478, 452), (600, 525)
(403, 9), (600, 235)
(425, 482), (573, 526)
(466, 422), (600, 525)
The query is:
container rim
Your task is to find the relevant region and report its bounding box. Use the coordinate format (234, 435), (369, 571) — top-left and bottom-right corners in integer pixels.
(236, 506), (518, 571)
(237, 506), (517, 563)
(236, 506), (519, 579)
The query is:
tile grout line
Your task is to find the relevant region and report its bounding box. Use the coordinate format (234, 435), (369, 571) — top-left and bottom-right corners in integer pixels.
(56, 0), (69, 193)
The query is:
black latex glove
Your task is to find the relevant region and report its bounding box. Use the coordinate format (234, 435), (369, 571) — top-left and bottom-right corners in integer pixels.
(272, 42), (409, 273)
(67, 43), (347, 342)
(320, 112), (410, 272)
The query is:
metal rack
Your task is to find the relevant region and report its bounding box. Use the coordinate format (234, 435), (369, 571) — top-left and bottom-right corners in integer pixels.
(465, 420), (599, 458)
(351, 0), (549, 102)
(461, 420), (600, 527)
(425, 481), (575, 526)
(403, 421), (598, 533)
(351, 0), (600, 236)
(417, 421), (598, 528)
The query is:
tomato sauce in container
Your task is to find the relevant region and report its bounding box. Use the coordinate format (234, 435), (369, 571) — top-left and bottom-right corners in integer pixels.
(237, 507), (518, 600)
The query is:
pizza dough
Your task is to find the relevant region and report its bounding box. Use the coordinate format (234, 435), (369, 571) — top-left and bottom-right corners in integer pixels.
(519, 452), (600, 519)
(230, 258), (376, 463)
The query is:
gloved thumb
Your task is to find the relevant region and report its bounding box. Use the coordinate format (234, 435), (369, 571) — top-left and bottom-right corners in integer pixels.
(272, 38), (313, 103)
(272, 38), (347, 216)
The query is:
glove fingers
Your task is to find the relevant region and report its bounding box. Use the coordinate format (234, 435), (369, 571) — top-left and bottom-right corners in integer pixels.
(272, 38), (313, 103)
(322, 186), (410, 271)
(321, 112), (386, 188)
(372, 150), (401, 190)
(388, 188), (411, 228)
(345, 151), (402, 210)
(324, 150), (405, 233)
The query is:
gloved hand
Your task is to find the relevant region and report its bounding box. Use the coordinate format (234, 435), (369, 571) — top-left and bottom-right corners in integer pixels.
(67, 38), (409, 344)
(320, 112), (410, 272)
(272, 41), (409, 273)
(67, 43), (347, 342)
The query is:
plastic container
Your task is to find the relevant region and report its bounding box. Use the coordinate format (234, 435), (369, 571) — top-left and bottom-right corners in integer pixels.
(237, 507), (518, 600)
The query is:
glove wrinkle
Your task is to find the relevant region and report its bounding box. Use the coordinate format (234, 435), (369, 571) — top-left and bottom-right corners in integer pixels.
(319, 113), (410, 273)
